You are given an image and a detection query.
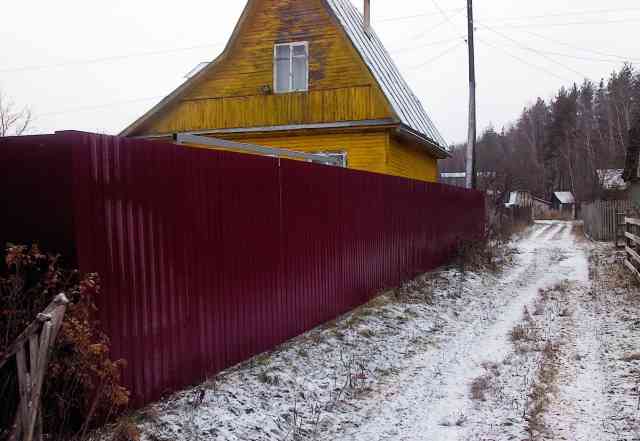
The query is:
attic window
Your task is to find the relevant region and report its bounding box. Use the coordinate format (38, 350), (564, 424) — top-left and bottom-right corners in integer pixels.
(274, 42), (309, 93)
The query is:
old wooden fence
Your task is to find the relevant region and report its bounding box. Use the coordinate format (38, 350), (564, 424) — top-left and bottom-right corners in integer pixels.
(581, 200), (634, 242)
(624, 217), (640, 281)
(0, 131), (485, 407)
(0, 294), (69, 441)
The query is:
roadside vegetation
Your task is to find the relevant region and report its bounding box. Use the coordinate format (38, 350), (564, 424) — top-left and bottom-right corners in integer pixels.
(0, 244), (128, 441)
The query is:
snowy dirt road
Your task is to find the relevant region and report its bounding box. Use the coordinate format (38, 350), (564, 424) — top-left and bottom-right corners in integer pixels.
(130, 221), (640, 441)
(335, 221), (594, 441)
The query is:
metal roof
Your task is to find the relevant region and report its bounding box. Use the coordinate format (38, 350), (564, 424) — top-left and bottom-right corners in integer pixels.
(553, 191), (575, 204)
(597, 168), (627, 190)
(324, 0), (448, 149)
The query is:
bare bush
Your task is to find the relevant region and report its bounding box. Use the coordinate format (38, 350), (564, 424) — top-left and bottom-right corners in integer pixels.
(0, 244), (128, 440)
(0, 91), (32, 136)
(470, 374), (492, 401)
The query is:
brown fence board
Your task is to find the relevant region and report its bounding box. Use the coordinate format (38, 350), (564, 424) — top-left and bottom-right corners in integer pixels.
(581, 200), (634, 241)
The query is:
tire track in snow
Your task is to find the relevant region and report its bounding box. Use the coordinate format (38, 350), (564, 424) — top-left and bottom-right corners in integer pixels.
(335, 222), (587, 441)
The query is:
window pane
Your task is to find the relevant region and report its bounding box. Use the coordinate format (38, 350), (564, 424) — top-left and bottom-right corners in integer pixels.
(275, 44), (290, 60)
(276, 58), (290, 92)
(293, 44), (307, 57)
(292, 56), (308, 90)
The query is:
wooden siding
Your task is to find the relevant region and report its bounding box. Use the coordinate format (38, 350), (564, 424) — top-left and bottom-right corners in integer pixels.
(145, 86), (389, 134)
(207, 130), (389, 175)
(133, 0), (393, 136)
(387, 135), (438, 182)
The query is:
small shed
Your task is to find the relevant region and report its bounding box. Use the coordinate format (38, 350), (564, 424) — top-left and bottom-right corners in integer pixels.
(505, 190), (532, 208)
(552, 191), (576, 217)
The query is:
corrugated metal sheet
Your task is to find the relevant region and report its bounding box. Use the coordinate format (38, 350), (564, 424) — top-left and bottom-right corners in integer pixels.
(325, 0), (448, 148)
(554, 191), (575, 204)
(0, 131), (483, 407)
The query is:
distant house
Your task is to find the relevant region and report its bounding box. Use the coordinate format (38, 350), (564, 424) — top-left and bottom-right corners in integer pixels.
(504, 190), (532, 208)
(439, 172), (466, 187)
(597, 169), (627, 191)
(597, 168), (629, 201)
(439, 171), (497, 188)
(121, 0), (449, 182)
(552, 191), (576, 218)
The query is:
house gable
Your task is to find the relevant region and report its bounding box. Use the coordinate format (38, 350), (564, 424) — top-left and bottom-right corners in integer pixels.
(124, 0), (396, 137)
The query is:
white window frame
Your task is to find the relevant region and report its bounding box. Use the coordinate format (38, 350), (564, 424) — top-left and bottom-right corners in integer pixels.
(310, 151), (347, 167)
(273, 41), (309, 94)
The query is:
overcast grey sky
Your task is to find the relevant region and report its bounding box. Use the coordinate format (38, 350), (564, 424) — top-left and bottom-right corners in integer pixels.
(1, 0), (638, 144)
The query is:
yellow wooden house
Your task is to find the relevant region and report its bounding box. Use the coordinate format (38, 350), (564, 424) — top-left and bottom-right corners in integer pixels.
(121, 0), (449, 182)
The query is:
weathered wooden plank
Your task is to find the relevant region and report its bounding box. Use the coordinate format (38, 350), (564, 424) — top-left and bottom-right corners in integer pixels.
(625, 217), (640, 227)
(49, 302), (68, 346)
(625, 231), (640, 246)
(626, 246), (640, 267)
(0, 321), (44, 370)
(15, 348), (30, 438)
(625, 258), (640, 281)
(24, 322), (52, 441)
(28, 334), (42, 441)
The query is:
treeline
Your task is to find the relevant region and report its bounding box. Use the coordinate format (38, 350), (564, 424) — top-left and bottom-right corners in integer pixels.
(441, 64), (640, 202)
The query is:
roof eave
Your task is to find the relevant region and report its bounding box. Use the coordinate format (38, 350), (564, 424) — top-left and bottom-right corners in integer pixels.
(395, 125), (450, 159)
(129, 119), (398, 139)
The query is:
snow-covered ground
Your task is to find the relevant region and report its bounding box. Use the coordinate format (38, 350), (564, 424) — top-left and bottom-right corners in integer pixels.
(122, 221), (640, 441)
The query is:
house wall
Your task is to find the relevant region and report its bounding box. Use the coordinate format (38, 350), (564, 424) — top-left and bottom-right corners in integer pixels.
(201, 130), (389, 176)
(387, 135), (438, 182)
(186, 130), (440, 183)
(132, 0), (393, 136)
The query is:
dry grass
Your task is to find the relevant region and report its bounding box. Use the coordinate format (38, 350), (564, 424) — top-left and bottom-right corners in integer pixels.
(526, 341), (561, 439)
(111, 418), (141, 441)
(470, 361), (501, 402)
(571, 223), (586, 242)
(510, 323), (539, 345)
(621, 353), (640, 362)
(470, 374), (492, 401)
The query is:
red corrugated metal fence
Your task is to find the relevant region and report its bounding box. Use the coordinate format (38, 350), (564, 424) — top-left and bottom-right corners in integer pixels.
(0, 131), (485, 406)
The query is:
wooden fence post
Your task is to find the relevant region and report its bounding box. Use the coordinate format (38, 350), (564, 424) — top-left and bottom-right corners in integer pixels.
(0, 294), (69, 441)
(624, 217), (640, 281)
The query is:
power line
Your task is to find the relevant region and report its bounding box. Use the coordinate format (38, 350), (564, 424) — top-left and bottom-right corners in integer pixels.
(378, 7), (464, 23)
(516, 29), (640, 63)
(510, 47), (638, 65)
(407, 8), (467, 43)
(378, 6), (640, 25)
(38, 96), (163, 118)
(0, 42), (224, 74)
(482, 7), (640, 24)
(2, 11), (638, 75)
(486, 17), (640, 30)
(477, 37), (572, 83)
(480, 24), (589, 79)
(406, 41), (466, 70)
(430, 0), (463, 36)
(390, 36), (464, 54)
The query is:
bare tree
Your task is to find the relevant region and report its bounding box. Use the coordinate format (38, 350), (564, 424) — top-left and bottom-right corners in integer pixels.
(0, 91), (32, 136)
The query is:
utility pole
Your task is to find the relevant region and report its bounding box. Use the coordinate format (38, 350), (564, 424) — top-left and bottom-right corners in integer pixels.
(465, 0), (477, 189)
